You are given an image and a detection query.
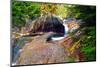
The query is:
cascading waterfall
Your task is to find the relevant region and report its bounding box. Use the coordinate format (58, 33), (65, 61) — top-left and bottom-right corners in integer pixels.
(51, 23), (69, 41)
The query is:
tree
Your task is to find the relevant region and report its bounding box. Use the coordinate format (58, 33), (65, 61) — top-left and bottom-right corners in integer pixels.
(12, 1), (41, 28)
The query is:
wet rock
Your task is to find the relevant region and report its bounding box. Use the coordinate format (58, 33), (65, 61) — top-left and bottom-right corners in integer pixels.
(16, 33), (67, 65)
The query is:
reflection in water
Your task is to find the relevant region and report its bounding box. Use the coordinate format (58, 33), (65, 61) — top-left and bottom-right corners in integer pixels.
(12, 36), (33, 63)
